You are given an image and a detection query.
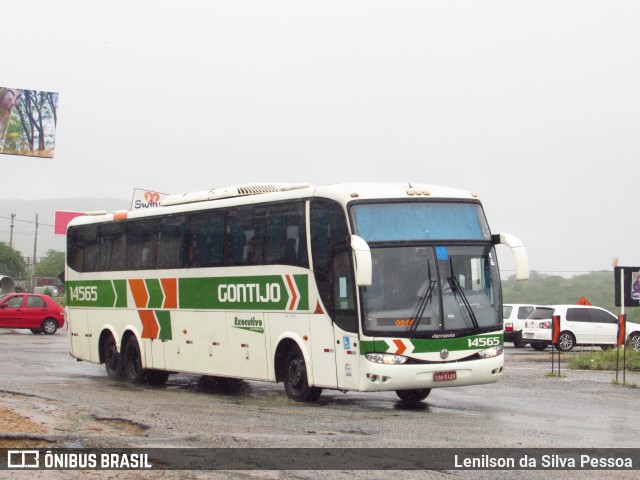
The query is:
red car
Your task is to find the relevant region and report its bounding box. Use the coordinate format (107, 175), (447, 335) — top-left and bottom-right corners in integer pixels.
(0, 293), (65, 334)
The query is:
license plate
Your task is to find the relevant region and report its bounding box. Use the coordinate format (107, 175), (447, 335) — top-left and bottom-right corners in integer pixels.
(524, 333), (533, 338)
(434, 371), (457, 382)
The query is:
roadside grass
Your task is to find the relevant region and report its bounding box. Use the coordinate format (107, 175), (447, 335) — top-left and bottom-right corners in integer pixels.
(569, 348), (640, 371)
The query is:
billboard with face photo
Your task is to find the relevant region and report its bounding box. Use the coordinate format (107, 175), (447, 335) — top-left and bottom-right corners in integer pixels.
(614, 266), (640, 307)
(0, 87), (59, 158)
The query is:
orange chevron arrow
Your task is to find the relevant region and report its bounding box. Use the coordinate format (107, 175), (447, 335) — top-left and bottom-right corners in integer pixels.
(129, 279), (149, 308)
(139, 310), (159, 339)
(393, 339), (406, 355)
(285, 275), (298, 310)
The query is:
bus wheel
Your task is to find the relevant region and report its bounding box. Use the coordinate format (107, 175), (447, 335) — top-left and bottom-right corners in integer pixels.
(283, 349), (322, 402)
(396, 389), (431, 405)
(123, 336), (146, 385)
(146, 370), (169, 386)
(103, 335), (125, 380)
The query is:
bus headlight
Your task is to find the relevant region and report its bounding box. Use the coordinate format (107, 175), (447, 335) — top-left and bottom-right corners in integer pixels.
(477, 345), (503, 359)
(365, 353), (408, 365)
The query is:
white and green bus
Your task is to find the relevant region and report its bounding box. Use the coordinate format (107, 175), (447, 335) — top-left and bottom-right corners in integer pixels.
(66, 183), (528, 404)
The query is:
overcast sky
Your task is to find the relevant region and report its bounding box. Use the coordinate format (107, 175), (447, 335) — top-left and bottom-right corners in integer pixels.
(2, 1), (639, 276)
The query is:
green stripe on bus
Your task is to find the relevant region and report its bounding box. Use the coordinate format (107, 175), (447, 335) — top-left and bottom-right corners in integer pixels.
(113, 280), (127, 308)
(359, 333), (504, 354)
(156, 310), (172, 340)
(146, 279), (164, 309)
(68, 274), (310, 311)
(178, 275), (309, 311)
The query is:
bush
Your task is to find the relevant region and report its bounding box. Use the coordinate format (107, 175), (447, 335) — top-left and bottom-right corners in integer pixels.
(570, 348), (640, 371)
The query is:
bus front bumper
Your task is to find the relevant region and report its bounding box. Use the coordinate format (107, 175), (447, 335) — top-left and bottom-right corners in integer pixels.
(358, 354), (504, 392)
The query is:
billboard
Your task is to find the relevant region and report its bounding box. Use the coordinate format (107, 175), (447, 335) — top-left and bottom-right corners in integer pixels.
(0, 87), (59, 158)
(614, 266), (640, 307)
(54, 211), (86, 236)
(130, 188), (169, 210)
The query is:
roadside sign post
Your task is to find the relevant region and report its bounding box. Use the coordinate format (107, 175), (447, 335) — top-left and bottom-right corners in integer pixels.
(551, 314), (561, 376)
(616, 313), (626, 384)
(613, 266), (639, 385)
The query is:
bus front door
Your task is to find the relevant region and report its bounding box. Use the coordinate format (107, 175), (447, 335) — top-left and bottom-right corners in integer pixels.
(332, 249), (360, 391)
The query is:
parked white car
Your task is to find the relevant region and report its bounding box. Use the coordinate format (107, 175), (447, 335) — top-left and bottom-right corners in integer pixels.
(522, 305), (640, 352)
(33, 285), (59, 296)
(503, 303), (539, 347)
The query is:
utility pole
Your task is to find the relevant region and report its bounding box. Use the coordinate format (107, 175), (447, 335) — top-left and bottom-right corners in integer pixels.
(9, 214), (15, 249)
(31, 214), (38, 291)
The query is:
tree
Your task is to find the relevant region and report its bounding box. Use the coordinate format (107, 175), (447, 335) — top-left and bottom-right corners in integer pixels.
(0, 243), (27, 279)
(35, 249), (65, 278)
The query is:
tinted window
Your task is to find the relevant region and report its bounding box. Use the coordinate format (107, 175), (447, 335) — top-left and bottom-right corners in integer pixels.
(27, 296), (46, 308)
(310, 200), (349, 318)
(566, 308), (590, 322)
(503, 306), (513, 318)
(157, 215), (187, 269)
(5, 295), (23, 308)
(332, 249), (357, 333)
(588, 308), (617, 324)
(517, 306), (534, 319)
(128, 219), (157, 270)
(264, 202), (308, 267)
(67, 200), (310, 272)
(529, 307), (553, 320)
(188, 210), (226, 268)
(99, 222), (127, 271)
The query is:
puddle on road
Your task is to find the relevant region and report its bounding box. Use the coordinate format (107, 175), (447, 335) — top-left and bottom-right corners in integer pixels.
(90, 415), (150, 435)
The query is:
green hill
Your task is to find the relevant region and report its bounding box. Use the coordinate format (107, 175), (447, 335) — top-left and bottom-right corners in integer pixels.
(502, 271), (640, 323)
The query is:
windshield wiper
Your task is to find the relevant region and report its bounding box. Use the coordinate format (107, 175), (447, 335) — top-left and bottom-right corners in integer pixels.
(408, 261), (435, 333)
(447, 261), (480, 332)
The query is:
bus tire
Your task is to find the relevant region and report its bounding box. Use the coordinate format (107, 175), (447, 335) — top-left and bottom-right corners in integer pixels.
(283, 348), (322, 402)
(396, 389), (431, 405)
(103, 335), (125, 380)
(123, 336), (147, 385)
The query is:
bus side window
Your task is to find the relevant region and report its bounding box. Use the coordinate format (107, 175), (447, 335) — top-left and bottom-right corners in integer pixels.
(67, 227), (83, 272)
(264, 201), (308, 267)
(332, 250), (357, 333)
(82, 224), (99, 272)
(99, 222), (127, 271)
(310, 199), (349, 319)
(157, 215), (187, 269)
(128, 220), (157, 270)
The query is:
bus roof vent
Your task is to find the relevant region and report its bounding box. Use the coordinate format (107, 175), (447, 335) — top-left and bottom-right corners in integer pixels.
(161, 183), (311, 206)
(236, 184), (281, 195)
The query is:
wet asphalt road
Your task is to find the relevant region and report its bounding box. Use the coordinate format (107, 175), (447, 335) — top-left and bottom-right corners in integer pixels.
(1, 328), (639, 479)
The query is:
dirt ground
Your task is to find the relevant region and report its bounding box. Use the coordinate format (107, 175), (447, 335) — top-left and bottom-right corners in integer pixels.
(0, 405), (51, 448)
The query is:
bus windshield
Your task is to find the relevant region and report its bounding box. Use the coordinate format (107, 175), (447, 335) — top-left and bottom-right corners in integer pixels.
(361, 245), (501, 336)
(351, 201), (491, 242)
